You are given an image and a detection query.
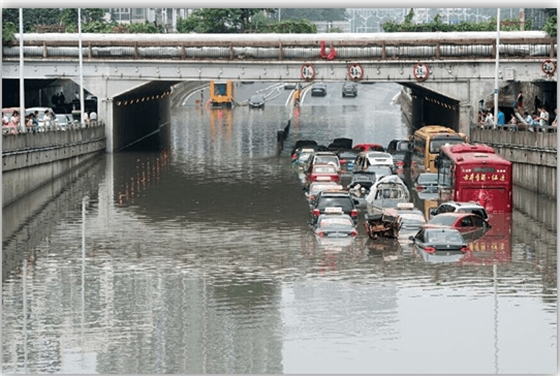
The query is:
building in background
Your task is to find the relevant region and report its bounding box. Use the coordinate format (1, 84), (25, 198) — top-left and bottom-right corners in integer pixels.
(109, 8), (193, 32)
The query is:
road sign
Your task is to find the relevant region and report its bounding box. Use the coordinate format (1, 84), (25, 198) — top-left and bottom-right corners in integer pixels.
(541, 60), (556, 75)
(347, 64), (364, 81)
(413, 63), (429, 82)
(301, 64), (315, 81)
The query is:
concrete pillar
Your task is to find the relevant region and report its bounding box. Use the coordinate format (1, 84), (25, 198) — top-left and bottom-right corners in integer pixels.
(459, 101), (474, 136)
(102, 98), (114, 152)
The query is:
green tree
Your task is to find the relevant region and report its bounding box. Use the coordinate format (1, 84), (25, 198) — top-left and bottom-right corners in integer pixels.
(277, 8), (347, 21)
(2, 8), (62, 32)
(61, 8), (106, 29)
(177, 8), (271, 33)
(127, 21), (164, 34)
(543, 14), (557, 36)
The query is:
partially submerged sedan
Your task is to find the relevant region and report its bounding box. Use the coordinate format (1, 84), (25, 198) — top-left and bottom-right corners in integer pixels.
(424, 212), (491, 242)
(311, 211), (359, 239)
(411, 227), (469, 263)
(305, 182), (344, 205)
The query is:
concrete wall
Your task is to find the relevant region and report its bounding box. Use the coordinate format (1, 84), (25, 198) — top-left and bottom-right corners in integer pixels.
(470, 127), (557, 199)
(2, 126), (106, 207)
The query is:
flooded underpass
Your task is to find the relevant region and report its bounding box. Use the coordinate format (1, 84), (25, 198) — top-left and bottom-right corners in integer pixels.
(2, 82), (556, 374)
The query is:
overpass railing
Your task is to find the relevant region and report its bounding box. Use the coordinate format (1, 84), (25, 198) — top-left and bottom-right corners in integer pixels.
(3, 31), (556, 62)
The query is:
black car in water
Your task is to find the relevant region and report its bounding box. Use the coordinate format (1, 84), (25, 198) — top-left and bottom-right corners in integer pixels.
(310, 190), (359, 224)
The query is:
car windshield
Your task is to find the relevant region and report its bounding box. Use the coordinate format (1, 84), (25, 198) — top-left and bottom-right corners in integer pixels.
(339, 152), (358, 160)
(458, 208), (487, 219)
(319, 217), (353, 227)
(399, 212), (426, 223)
(429, 137), (465, 153)
(428, 215), (458, 226)
(418, 173), (438, 185)
(365, 165), (392, 175)
(396, 142), (410, 151)
(317, 197), (353, 211)
(426, 230), (463, 244)
(310, 184), (342, 194)
(314, 156), (339, 165)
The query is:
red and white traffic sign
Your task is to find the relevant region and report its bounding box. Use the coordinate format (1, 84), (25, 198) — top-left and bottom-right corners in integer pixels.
(301, 64), (315, 81)
(413, 63), (429, 82)
(347, 63), (364, 81)
(541, 60), (557, 75)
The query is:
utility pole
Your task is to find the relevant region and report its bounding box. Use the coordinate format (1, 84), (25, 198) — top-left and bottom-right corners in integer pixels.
(19, 8), (26, 133)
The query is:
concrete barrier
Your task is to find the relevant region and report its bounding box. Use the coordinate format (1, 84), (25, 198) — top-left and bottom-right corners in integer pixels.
(470, 126), (557, 199)
(2, 126), (106, 207)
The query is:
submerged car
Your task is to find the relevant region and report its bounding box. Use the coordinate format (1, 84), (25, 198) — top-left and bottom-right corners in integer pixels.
(411, 227), (469, 263)
(413, 172), (440, 199)
(311, 83), (327, 97)
(248, 94), (265, 108)
(305, 182), (344, 205)
(424, 212), (491, 241)
(311, 211), (359, 238)
(429, 201), (489, 220)
(311, 190), (359, 224)
(395, 202), (427, 238)
(352, 143), (385, 152)
(337, 149), (359, 173)
(342, 82), (358, 97)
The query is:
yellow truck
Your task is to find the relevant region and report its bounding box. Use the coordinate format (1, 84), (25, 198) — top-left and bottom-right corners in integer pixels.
(209, 81), (234, 107)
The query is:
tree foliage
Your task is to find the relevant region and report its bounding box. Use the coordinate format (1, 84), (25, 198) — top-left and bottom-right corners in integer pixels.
(382, 9), (536, 33)
(543, 15), (557, 36)
(176, 8), (272, 33)
(257, 19), (317, 33)
(278, 8), (347, 21)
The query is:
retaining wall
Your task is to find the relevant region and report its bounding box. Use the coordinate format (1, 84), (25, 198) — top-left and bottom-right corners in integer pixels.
(2, 126), (106, 207)
(470, 127), (557, 199)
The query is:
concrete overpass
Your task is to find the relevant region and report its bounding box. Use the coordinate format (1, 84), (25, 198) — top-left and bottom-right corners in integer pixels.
(2, 31), (557, 152)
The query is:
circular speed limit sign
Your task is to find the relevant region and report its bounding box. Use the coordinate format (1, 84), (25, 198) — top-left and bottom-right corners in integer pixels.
(348, 63), (364, 81)
(541, 59), (557, 75)
(413, 63), (429, 82)
(301, 64), (316, 81)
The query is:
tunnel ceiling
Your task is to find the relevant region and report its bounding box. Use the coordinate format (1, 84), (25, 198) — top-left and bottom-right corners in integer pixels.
(114, 80), (181, 101)
(400, 82), (460, 105)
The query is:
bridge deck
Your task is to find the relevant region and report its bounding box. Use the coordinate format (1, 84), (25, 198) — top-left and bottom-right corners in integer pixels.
(3, 31), (556, 62)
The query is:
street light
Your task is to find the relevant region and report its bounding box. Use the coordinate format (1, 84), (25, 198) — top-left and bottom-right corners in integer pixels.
(78, 8), (85, 127)
(19, 8), (26, 133)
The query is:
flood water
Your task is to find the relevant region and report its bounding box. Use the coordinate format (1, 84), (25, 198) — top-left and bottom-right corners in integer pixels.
(2, 82), (556, 374)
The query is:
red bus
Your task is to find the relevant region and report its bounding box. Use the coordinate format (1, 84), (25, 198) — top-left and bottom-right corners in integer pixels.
(435, 143), (513, 213)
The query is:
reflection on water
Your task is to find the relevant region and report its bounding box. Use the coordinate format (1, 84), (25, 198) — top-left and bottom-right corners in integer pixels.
(2, 83), (556, 374)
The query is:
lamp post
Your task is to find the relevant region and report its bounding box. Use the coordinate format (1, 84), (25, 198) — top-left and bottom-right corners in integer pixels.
(493, 8), (501, 130)
(78, 8), (85, 127)
(19, 8), (26, 133)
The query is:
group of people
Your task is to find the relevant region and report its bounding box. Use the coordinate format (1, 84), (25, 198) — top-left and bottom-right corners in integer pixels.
(478, 89), (557, 132)
(2, 108), (101, 135)
(2, 109), (56, 134)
